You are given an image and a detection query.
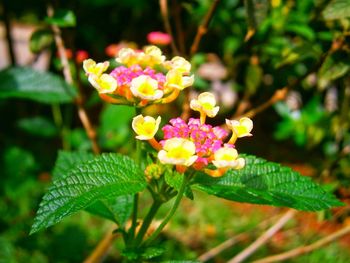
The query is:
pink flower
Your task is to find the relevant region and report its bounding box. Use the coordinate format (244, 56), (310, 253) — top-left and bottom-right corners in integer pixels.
(147, 31), (172, 45)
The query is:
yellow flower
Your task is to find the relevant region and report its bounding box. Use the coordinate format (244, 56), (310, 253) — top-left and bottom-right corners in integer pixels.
(115, 48), (140, 67)
(164, 69), (194, 91)
(130, 75), (163, 100)
(190, 92), (219, 118)
(88, 74), (117, 94)
(132, 115), (161, 140)
(142, 45), (166, 66)
(226, 117), (253, 138)
(83, 59), (109, 76)
(165, 56), (191, 74)
(212, 147), (245, 169)
(158, 138), (198, 166)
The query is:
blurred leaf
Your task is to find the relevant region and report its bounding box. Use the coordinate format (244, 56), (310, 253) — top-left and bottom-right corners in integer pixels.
(323, 0), (350, 20)
(31, 153), (146, 234)
(245, 63), (262, 94)
(45, 9), (76, 27)
(0, 67), (77, 104)
(30, 29), (54, 53)
(277, 43), (322, 68)
(17, 117), (58, 137)
(193, 155), (343, 211)
(165, 171), (194, 200)
(122, 246), (165, 261)
(285, 24), (315, 41)
(318, 55), (350, 81)
(99, 105), (135, 150)
(64, 128), (92, 151)
(244, 0), (269, 33)
(3, 147), (37, 180)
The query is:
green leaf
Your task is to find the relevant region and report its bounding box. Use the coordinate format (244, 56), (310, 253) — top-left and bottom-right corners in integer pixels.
(85, 195), (133, 226)
(17, 116), (58, 137)
(323, 0), (350, 20)
(45, 9), (76, 27)
(52, 151), (133, 224)
(165, 171), (194, 200)
(277, 43), (322, 68)
(31, 153), (147, 234)
(122, 246), (165, 261)
(0, 67), (77, 104)
(30, 29), (54, 53)
(318, 55), (350, 81)
(244, 0), (269, 30)
(193, 155), (343, 211)
(245, 64), (262, 95)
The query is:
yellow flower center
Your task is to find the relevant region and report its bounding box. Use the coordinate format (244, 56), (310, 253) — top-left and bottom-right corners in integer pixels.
(167, 147), (192, 159)
(139, 82), (155, 95)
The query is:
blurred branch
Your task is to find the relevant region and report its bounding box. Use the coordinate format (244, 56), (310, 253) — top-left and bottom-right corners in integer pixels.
(2, 0), (16, 65)
(228, 209), (296, 263)
(83, 225), (118, 263)
(47, 5), (100, 154)
(160, 0), (179, 55)
(172, 0), (186, 55)
(190, 0), (221, 56)
(198, 213), (281, 262)
(253, 224), (350, 263)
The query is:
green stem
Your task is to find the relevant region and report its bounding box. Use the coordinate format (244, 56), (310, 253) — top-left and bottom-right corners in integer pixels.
(51, 104), (69, 150)
(128, 193), (139, 241)
(134, 200), (162, 246)
(143, 175), (187, 246)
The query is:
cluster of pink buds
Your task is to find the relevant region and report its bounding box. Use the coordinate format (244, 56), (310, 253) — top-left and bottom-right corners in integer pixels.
(132, 92), (253, 177)
(83, 45), (193, 107)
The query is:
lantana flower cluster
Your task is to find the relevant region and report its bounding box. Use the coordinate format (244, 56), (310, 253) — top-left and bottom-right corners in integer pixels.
(83, 45), (193, 106)
(132, 92), (253, 177)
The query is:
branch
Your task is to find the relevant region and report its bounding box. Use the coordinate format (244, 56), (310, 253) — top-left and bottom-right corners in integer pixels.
(47, 5), (100, 154)
(172, 0), (186, 55)
(228, 209), (296, 263)
(83, 225), (118, 263)
(253, 224), (350, 263)
(2, 0), (16, 65)
(190, 0), (220, 56)
(159, 0), (179, 55)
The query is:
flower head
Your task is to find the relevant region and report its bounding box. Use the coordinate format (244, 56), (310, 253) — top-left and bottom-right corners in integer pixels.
(132, 115), (161, 140)
(130, 75), (163, 100)
(212, 147), (245, 169)
(190, 92), (219, 123)
(88, 74), (117, 94)
(158, 138), (198, 166)
(83, 59), (109, 77)
(85, 45), (193, 106)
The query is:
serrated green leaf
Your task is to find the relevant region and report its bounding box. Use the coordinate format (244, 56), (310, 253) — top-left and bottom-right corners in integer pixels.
(165, 171), (194, 200)
(30, 29), (54, 53)
(17, 116), (58, 137)
(52, 151), (133, 225)
(52, 151), (95, 180)
(122, 246), (165, 261)
(193, 155), (343, 211)
(323, 0), (350, 20)
(45, 9), (76, 27)
(85, 195), (133, 225)
(31, 153), (146, 234)
(0, 67), (77, 104)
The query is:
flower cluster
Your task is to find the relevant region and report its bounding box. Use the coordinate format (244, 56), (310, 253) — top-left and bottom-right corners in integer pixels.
(83, 45), (193, 106)
(132, 92), (253, 177)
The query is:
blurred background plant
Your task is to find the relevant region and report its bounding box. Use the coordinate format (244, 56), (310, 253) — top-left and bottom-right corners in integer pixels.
(1, 0), (350, 262)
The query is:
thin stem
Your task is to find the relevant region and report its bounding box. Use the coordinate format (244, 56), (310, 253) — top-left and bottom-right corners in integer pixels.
(190, 0), (221, 56)
(47, 5), (100, 154)
(133, 200), (162, 246)
(128, 193), (139, 241)
(51, 104), (69, 150)
(143, 174), (187, 246)
(228, 209), (296, 263)
(159, 0), (179, 55)
(253, 224), (350, 263)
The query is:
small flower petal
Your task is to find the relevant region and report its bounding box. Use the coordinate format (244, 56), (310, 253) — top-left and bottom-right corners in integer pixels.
(226, 117), (253, 138)
(158, 138), (198, 166)
(130, 75), (163, 100)
(83, 59), (109, 76)
(190, 92), (220, 118)
(88, 74), (117, 94)
(132, 115), (161, 140)
(212, 147), (244, 169)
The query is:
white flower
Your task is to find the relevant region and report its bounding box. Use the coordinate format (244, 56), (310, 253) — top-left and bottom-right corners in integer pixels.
(132, 115), (161, 140)
(158, 138), (198, 166)
(130, 75), (163, 100)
